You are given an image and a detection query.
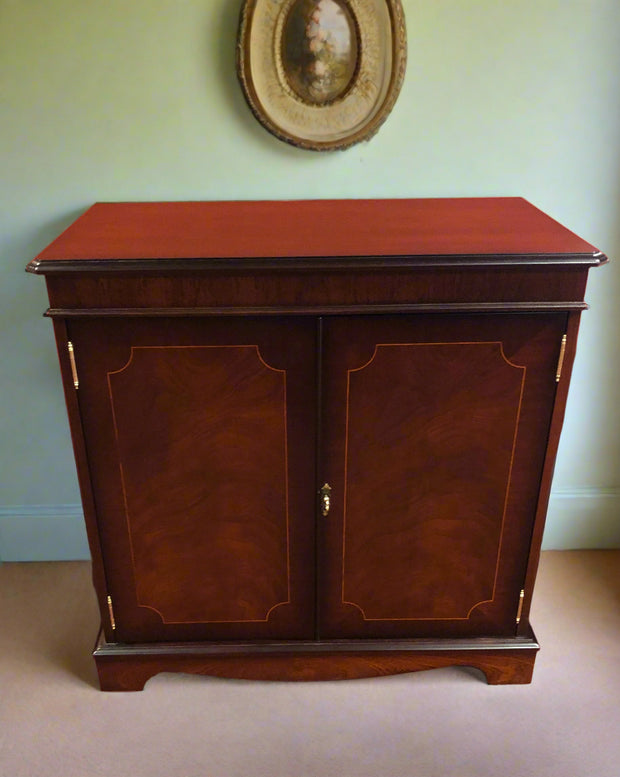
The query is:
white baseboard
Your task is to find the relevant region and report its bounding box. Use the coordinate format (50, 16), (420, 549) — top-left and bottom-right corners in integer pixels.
(0, 490), (618, 561)
(542, 489), (620, 550)
(0, 505), (89, 562)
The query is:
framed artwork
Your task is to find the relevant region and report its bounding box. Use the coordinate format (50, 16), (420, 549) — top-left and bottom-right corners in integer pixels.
(237, 0), (407, 151)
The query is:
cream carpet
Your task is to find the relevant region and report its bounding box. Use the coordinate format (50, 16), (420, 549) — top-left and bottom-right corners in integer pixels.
(0, 551), (618, 777)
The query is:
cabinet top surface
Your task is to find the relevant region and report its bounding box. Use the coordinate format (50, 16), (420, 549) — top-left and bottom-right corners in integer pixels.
(27, 198), (606, 274)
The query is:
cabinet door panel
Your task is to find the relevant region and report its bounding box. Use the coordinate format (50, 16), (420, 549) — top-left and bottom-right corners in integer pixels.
(319, 314), (566, 639)
(69, 317), (317, 642)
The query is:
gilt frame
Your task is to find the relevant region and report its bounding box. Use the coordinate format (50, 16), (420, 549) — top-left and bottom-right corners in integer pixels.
(237, 0), (407, 151)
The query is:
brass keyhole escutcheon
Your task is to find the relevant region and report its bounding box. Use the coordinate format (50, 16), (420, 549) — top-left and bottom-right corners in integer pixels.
(320, 483), (332, 517)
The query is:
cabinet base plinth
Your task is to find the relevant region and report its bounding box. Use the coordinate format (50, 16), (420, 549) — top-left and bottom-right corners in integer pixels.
(93, 630), (539, 691)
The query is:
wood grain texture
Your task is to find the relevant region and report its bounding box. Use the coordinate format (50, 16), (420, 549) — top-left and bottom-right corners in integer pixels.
(51, 319), (116, 640)
(320, 314), (566, 639)
(94, 636), (537, 691)
(28, 199), (603, 268)
(343, 341), (525, 620)
(44, 267), (590, 312)
(68, 317), (318, 643)
(517, 311), (583, 634)
(107, 344), (290, 625)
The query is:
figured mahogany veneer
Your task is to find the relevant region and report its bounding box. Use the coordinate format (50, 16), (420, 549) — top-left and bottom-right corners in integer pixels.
(28, 198), (607, 690)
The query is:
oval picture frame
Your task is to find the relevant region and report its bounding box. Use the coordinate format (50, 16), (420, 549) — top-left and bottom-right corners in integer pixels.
(237, 0), (407, 151)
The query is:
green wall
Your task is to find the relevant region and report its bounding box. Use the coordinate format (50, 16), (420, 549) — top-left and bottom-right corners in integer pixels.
(1, 0), (619, 559)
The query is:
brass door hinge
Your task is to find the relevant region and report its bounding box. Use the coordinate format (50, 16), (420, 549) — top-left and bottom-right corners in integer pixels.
(67, 341), (79, 389)
(555, 334), (567, 383)
(516, 589), (525, 624)
(107, 595), (116, 631)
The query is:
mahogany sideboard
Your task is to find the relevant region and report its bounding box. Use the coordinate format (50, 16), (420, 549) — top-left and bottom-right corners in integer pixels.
(27, 198), (607, 691)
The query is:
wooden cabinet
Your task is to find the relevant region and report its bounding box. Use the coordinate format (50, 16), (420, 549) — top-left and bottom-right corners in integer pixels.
(28, 198), (607, 690)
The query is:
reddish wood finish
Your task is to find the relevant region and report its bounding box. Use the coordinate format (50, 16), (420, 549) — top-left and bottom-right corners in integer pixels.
(93, 634), (537, 691)
(517, 311), (584, 633)
(28, 199), (601, 266)
(96, 651), (536, 691)
(67, 317), (317, 642)
(51, 319), (115, 639)
(29, 199), (606, 689)
(320, 314), (565, 639)
(109, 346), (290, 624)
(43, 267), (591, 313)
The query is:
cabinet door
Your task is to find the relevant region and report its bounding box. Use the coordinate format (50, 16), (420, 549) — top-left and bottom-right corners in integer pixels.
(68, 317), (317, 642)
(319, 314), (566, 639)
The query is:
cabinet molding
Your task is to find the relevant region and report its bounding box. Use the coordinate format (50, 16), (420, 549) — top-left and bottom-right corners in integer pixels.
(45, 301), (589, 318)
